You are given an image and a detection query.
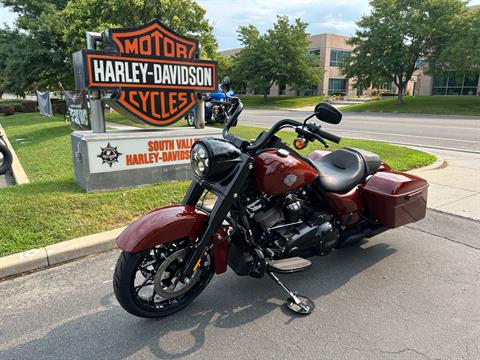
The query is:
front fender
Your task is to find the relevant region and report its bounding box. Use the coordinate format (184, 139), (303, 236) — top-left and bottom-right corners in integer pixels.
(117, 205), (208, 253)
(116, 204), (229, 274)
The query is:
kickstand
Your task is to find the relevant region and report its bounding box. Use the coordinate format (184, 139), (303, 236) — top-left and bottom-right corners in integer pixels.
(267, 271), (315, 315)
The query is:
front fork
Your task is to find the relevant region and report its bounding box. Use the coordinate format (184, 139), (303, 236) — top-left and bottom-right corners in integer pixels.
(179, 157), (253, 281)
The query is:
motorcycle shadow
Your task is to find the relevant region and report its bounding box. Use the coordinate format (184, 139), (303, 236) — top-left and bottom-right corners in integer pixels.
(0, 240), (395, 359)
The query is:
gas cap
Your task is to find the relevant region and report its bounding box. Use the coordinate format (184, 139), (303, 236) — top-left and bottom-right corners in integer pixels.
(277, 149), (289, 157)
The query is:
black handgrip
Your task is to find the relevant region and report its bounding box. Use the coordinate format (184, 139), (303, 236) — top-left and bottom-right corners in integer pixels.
(316, 128), (341, 144)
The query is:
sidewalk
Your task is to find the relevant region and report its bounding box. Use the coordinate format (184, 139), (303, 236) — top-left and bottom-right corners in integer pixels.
(408, 148), (480, 221)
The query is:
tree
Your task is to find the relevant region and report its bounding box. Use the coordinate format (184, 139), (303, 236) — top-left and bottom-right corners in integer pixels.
(1, 0), (73, 91)
(214, 53), (247, 94)
(341, 0), (467, 105)
(234, 16), (321, 102)
(0, 29), (8, 98)
(427, 6), (480, 77)
(60, 0), (217, 59)
(0, 27), (47, 96)
(0, 0), (217, 93)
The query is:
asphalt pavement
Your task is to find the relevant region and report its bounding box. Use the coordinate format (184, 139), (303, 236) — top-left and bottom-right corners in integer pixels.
(239, 110), (480, 153)
(1, 209), (480, 360)
(0, 169), (13, 188)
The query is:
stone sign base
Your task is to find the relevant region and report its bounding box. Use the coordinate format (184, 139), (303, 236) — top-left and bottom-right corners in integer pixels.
(71, 127), (223, 192)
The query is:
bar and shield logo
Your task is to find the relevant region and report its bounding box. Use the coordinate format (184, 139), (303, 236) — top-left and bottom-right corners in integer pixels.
(74, 20), (217, 126)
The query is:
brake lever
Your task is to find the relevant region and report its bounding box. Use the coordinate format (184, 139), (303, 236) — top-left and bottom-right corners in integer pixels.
(317, 136), (329, 148)
(297, 125), (328, 148)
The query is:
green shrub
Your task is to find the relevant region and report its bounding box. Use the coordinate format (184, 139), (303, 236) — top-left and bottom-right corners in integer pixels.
(21, 100), (37, 113)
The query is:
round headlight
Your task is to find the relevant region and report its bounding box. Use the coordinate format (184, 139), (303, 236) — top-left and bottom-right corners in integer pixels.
(191, 143), (209, 177)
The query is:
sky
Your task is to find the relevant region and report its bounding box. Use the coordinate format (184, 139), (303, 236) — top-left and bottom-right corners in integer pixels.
(1, 0), (480, 50)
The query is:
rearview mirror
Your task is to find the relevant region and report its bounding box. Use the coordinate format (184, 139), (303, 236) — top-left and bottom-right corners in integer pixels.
(314, 102), (342, 124)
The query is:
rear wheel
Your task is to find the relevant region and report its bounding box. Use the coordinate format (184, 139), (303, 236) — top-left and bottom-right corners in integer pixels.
(113, 240), (214, 318)
(0, 142), (13, 175)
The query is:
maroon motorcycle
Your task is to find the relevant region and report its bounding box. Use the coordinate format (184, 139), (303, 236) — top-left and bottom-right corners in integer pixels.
(113, 98), (428, 317)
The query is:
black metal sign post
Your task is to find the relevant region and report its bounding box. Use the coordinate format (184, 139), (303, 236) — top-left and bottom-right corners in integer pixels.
(86, 32), (106, 133)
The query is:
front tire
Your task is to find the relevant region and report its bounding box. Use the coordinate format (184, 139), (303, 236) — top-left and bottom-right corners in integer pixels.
(113, 244), (214, 318)
(186, 112), (195, 127)
(0, 142), (13, 175)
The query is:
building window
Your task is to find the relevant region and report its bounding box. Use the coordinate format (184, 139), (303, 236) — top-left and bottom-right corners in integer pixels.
(308, 49), (320, 57)
(297, 83), (318, 96)
(329, 49), (351, 67)
(328, 78), (347, 95)
(432, 73), (479, 96)
(374, 82), (393, 91)
(278, 80), (287, 96)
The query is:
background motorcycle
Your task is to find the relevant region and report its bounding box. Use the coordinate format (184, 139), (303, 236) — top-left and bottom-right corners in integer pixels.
(186, 77), (234, 126)
(114, 98), (428, 318)
(0, 134), (13, 175)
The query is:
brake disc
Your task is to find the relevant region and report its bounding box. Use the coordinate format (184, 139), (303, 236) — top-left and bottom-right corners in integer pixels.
(153, 248), (204, 299)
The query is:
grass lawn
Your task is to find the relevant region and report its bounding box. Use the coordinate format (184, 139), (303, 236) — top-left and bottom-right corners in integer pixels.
(106, 110), (147, 127)
(240, 95), (326, 109)
(0, 99), (24, 105)
(342, 96), (480, 116)
(0, 113), (435, 256)
(105, 110), (187, 128)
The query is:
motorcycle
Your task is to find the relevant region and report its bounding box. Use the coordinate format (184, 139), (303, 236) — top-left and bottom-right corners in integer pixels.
(0, 134), (13, 175)
(185, 77), (234, 126)
(113, 98), (428, 318)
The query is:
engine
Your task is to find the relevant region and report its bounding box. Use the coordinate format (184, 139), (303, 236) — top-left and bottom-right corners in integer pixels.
(227, 190), (341, 276)
(248, 192), (340, 258)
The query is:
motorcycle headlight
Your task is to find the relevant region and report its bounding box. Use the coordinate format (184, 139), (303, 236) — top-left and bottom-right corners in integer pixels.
(191, 138), (242, 180)
(191, 143), (210, 177)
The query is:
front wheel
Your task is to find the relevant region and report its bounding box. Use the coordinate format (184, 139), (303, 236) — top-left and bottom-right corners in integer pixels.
(0, 142), (13, 175)
(113, 240), (214, 318)
(186, 112), (195, 127)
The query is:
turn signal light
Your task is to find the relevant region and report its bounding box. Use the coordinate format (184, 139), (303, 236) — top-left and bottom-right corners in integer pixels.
(293, 137), (307, 150)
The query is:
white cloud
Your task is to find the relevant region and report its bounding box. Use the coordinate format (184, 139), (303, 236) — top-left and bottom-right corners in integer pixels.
(198, 0), (370, 49)
(200, 0), (480, 50)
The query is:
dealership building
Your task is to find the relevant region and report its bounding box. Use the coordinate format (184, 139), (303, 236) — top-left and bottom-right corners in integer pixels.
(220, 32), (480, 97)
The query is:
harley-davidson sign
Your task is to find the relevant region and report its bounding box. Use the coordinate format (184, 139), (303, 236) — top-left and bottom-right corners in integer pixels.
(73, 20), (217, 126)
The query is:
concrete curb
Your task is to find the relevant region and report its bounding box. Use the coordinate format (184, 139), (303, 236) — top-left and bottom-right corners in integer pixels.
(405, 147), (445, 172)
(0, 124), (30, 185)
(0, 226), (126, 280)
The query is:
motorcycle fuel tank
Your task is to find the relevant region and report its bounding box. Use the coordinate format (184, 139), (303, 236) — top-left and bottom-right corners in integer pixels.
(253, 149), (318, 195)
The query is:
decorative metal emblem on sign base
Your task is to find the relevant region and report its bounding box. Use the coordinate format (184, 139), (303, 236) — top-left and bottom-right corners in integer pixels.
(70, 20), (220, 191)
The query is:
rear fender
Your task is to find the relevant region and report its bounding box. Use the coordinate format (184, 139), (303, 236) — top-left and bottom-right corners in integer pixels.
(378, 162), (393, 172)
(116, 205), (229, 274)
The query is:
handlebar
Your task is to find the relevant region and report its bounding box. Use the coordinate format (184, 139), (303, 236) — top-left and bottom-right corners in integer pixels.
(313, 128), (341, 144)
(222, 98), (244, 141)
(246, 119), (303, 152)
(217, 96), (341, 151)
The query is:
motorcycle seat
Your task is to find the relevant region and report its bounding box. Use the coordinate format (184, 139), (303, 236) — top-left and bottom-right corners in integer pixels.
(311, 148), (381, 192)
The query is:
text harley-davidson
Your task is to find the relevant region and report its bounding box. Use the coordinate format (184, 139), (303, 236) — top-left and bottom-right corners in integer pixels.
(113, 98), (428, 317)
